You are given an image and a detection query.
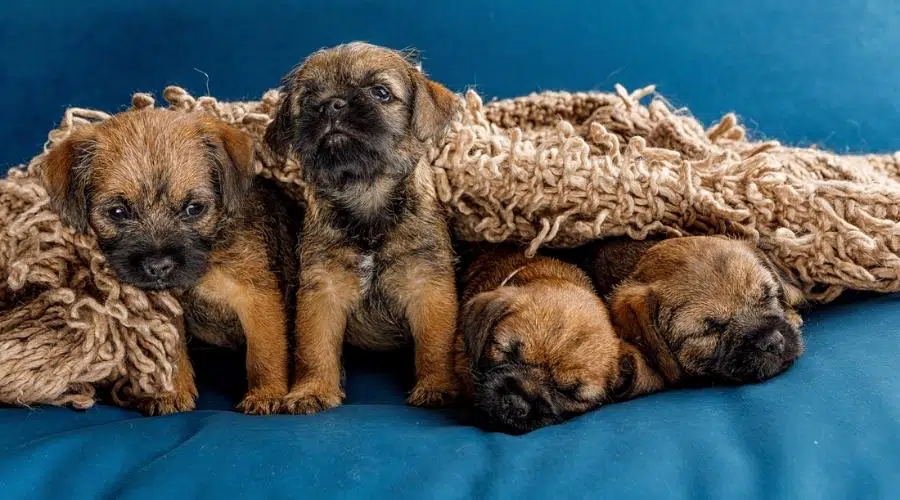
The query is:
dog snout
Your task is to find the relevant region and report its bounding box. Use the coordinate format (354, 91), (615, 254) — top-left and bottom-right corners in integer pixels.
(756, 330), (786, 354)
(141, 255), (176, 280)
(321, 97), (347, 118)
(498, 392), (531, 422)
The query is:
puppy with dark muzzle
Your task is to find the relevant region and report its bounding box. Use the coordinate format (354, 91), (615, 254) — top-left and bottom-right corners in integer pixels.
(43, 109), (301, 415)
(264, 43), (461, 413)
(569, 236), (806, 386)
(454, 244), (663, 434)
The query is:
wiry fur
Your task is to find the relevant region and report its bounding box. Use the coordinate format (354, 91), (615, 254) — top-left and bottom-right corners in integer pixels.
(454, 244), (663, 434)
(264, 43), (461, 414)
(570, 236), (806, 386)
(43, 109), (302, 415)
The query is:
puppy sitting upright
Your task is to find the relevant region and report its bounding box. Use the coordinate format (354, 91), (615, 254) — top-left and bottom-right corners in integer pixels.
(454, 245), (663, 434)
(575, 236), (806, 385)
(265, 43), (460, 413)
(43, 109), (300, 415)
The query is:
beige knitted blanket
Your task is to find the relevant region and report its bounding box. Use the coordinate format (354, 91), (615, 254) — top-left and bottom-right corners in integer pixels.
(2, 85), (899, 409)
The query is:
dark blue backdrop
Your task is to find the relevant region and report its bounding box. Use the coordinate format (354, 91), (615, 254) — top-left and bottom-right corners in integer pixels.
(3, 3), (900, 499)
(3, 0), (900, 171)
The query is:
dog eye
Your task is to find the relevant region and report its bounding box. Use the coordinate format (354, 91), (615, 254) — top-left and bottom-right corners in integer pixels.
(107, 206), (129, 221)
(369, 85), (392, 102)
(556, 381), (583, 399)
(184, 202), (206, 218)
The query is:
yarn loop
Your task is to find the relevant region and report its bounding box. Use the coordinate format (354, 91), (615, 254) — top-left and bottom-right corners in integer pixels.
(2, 84), (899, 409)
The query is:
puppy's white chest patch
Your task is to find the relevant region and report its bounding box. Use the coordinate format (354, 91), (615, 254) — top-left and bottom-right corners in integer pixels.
(358, 253), (376, 295)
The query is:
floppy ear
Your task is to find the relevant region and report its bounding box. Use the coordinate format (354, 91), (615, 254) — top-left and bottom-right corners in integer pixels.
(203, 120), (255, 217)
(752, 247), (805, 309)
(458, 289), (516, 369)
(609, 282), (683, 384)
(264, 92), (297, 157)
(411, 72), (458, 142)
(42, 129), (97, 233)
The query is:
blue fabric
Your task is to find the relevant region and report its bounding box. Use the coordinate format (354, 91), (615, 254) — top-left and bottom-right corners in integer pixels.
(1, 294), (899, 499)
(2, 1), (900, 498)
(3, 0), (900, 171)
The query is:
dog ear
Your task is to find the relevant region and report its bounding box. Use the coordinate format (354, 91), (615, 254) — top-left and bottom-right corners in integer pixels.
(264, 94), (296, 157)
(42, 129), (97, 233)
(458, 289), (516, 369)
(610, 282), (682, 384)
(203, 119), (255, 217)
(752, 246), (805, 309)
(264, 73), (299, 157)
(411, 72), (458, 142)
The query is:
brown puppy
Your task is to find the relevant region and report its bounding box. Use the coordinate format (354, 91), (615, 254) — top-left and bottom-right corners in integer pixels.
(571, 236), (806, 386)
(43, 109), (301, 415)
(454, 245), (662, 434)
(265, 43), (460, 413)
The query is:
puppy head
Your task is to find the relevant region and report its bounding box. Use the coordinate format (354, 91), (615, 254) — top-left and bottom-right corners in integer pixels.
(265, 42), (458, 190)
(459, 280), (620, 434)
(610, 236), (804, 385)
(42, 109), (255, 290)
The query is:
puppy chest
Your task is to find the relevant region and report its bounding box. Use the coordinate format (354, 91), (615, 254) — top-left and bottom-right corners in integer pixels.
(344, 252), (411, 350)
(357, 252), (376, 296)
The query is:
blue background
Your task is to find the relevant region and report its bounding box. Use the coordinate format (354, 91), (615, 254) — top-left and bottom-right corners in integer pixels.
(3, 0), (900, 171)
(2, 1), (900, 499)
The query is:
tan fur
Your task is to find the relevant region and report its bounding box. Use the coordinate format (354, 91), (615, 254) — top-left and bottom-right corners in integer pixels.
(269, 43), (461, 414)
(42, 109), (296, 415)
(604, 236), (805, 386)
(455, 245), (664, 431)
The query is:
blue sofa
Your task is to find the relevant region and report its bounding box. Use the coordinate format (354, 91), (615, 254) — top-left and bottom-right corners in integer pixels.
(2, 1), (899, 498)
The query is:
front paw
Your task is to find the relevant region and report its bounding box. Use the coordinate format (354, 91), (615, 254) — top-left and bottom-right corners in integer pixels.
(135, 391), (197, 416)
(237, 388), (286, 415)
(281, 383), (344, 415)
(407, 379), (458, 408)
(786, 309), (804, 329)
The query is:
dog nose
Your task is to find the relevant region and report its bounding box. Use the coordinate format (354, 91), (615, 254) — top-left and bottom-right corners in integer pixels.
(142, 255), (176, 279)
(322, 97), (347, 117)
(498, 393), (531, 422)
(757, 330), (786, 354)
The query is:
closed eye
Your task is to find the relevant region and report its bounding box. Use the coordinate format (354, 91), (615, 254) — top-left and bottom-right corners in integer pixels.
(555, 381), (583, 399)
(704, 317), (730, 332)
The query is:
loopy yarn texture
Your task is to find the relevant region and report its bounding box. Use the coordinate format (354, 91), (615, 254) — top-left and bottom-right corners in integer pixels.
(2, 84), (898, 409)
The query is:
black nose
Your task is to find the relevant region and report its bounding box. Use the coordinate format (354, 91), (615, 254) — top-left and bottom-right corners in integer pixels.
(322, 97), (347, 118)
(142, 255), (176, 280)
(498, 393), (531, 422)
(757, 330), (786, 354)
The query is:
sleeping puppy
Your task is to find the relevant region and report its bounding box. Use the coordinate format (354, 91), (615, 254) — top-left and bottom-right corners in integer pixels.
(454, 245), (663, 434)
(42, 109), (301, 415)
(573, 236), (806, 385)
(264, 43), (461, 413)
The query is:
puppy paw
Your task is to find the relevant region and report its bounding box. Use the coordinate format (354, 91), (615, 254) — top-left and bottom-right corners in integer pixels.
(281, 384), (344, 415)
(786, 309), (804, 329)
(237, 388), (285, 416)
(406, 379), (458, 408)
(135, 391), (197, 416)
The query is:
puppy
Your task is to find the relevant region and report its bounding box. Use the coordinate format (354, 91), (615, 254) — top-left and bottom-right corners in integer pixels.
(454, 244), (662, 434)
(43, 109), (301, 415)
(265, 42), (460, 413)
(572, 236), (806, 385)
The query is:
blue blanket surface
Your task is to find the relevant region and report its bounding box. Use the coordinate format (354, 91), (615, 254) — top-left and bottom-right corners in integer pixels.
(1, 294), (898, 499)
(2, 1), (899, 498)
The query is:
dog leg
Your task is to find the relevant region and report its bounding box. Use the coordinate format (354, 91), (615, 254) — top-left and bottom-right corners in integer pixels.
(234, 288), (291, 415)
(282, 264), (358, 414)
(402, 272), (459, 407)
